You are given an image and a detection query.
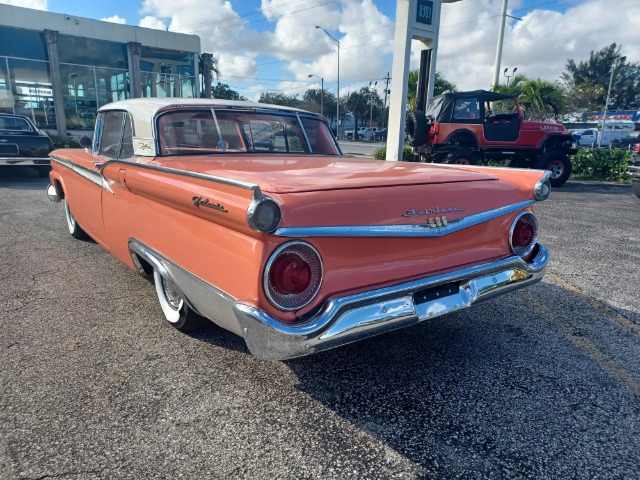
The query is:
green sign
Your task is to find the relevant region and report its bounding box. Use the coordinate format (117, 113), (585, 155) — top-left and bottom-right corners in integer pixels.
(416, 0), (434, 25)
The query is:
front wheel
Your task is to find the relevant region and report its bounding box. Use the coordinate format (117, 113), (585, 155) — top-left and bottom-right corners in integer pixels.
(153, 270), (207, 332)
(535, 150), (572, 187)
(64, 199), (89, 240)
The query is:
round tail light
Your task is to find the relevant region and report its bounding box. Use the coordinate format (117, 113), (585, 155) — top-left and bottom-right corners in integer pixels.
(510, 212), (538, 257)
(264, 241), (323, 311)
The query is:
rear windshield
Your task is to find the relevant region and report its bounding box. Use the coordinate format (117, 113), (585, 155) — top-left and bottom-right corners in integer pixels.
(156, 109), (340, 156)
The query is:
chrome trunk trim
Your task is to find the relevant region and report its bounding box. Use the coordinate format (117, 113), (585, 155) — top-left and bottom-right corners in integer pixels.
(274, 200), (534, 238)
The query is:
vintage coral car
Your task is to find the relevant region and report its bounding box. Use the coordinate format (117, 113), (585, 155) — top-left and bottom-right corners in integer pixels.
(47, 98), (551, 360)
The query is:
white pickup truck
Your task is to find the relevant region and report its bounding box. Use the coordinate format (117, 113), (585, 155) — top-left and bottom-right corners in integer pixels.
(343, 127), (380, 141)
(572, 122), (634, 147)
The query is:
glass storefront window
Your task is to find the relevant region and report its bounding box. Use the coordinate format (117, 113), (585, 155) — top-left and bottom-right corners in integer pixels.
(0, 27), (48, 61)
(58, 35), (127, 69)
(59, 64), (97, 130)
(9, 58), (56, 129)
(0, 57), (13, 113)
(95, 67), (129, 106)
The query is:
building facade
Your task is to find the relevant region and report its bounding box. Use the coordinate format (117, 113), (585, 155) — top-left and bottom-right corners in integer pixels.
(0, 4), (201, 138)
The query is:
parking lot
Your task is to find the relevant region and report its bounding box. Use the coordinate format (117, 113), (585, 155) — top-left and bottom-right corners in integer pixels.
(1, 169), (640, 479)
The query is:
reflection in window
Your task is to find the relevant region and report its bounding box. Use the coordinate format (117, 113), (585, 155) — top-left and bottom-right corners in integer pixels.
(58, 35), (127, 69)
(0, 27), (48, 61)
(98, 111), (124, 159)
(9, 58), (56, 128)
(0, 58), (12, 114)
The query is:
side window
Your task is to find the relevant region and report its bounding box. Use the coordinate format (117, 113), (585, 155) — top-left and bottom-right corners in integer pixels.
(453, 98), (480, 121)
(98, 111), (124, 159)
(120, 114), (134, 159)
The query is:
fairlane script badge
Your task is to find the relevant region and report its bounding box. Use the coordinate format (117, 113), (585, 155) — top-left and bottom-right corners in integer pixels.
(403, 207), (463, 217)
(192, 196), (229, 213)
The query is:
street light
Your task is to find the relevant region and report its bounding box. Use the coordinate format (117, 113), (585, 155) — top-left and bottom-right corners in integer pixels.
(503, 67), (517, 87)
(316, 25), (340, 137)
(599, 55), (627, 148)
(308, 74), (324, 116)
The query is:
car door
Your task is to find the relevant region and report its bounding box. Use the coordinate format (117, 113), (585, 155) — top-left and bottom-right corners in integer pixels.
(65, 110), (132, 247)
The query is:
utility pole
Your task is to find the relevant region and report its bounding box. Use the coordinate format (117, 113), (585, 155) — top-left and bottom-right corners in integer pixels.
(492, 0), (508, 88)
(369, 81), (377, 127)
(383, 72), (390, 129)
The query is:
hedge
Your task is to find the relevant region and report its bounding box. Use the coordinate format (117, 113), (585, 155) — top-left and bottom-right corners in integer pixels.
(373, 145), (414, 161)
(373, 145), (632, 182)
(570, 148), (631, 182)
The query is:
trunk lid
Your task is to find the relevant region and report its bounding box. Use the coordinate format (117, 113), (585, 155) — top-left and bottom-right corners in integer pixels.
(150, 155), (498, 194)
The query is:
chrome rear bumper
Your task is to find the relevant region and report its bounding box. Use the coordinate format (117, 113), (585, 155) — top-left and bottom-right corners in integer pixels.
(235, 244), (550, 360)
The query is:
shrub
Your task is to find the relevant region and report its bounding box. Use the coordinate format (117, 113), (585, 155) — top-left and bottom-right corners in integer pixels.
(570, 148), (631, 182)
(49, 134), (82, 149)
(373, 145), (414, 161)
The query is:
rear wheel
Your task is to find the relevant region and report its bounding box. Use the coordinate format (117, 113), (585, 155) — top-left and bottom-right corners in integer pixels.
(153, 269), (207, 332)
(535, 150), (572, 187)
(444, 147), (477, 165)
(36, 166), (51, 178)
(64, 199), (89, 240)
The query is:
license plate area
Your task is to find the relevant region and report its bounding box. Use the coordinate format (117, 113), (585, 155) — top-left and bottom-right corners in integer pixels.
(413, 282), (460, 306)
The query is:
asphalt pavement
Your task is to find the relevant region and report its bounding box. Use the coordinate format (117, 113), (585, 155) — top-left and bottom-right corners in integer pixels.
(1, 167), (640, 479)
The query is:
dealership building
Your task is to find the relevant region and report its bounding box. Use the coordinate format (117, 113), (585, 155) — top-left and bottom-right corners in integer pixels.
(0, 4), (201, 138)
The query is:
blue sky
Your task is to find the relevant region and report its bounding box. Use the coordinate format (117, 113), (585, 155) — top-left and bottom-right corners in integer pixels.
(3, 0), (638, 99)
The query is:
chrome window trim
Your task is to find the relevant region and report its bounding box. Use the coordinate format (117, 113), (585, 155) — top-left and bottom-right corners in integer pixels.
(210, 108), (226, 152)
(296, 112), (313, 153)
(274, 200), (534, 238)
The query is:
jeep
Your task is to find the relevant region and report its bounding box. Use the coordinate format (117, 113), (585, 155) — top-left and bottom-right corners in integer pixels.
(406, 90), (577, 187)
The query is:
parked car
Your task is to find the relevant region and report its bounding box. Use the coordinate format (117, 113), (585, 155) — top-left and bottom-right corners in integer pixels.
(406, 90), (577, 187)
(373, 128), (387, 141)
(0, 113), (53, 177)
(572, 128), (597, 147)
(47, 98), (551, 360)
(610, 135), (640, 149)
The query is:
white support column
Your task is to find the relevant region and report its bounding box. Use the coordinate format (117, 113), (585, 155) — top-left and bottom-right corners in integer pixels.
(386, 0), (458, 161)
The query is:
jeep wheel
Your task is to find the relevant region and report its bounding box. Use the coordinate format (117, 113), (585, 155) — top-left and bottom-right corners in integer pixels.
(535, 150), (572, 187)
(406, 110), (429, 147)
(445, 148), (476, 165)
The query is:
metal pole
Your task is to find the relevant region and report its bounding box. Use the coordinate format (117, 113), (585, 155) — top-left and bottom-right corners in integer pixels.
(492, 0), (508, 88)
(599, 56), (625, 147)
(316, 26), (340, 137)
(320, 77), (323, 117)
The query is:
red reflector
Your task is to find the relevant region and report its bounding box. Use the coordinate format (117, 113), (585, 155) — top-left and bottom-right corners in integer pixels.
(269, 253), (311, 295)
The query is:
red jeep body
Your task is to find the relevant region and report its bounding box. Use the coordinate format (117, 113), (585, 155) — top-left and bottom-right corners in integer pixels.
(410, 90), (577, 187)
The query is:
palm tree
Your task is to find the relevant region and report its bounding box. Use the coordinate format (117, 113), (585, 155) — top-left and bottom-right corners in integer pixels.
(407, 70), (458, 110)
(346, 91), (369, 136)
(493, 74), (565, 121)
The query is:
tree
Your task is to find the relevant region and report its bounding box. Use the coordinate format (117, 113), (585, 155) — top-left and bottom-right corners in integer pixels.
(198, 54), (220, 97)
(302, 88), (336, 121)
(346, 90), (369, 135)
(211, 83), (244, 101)
(258, 92), (301, 107)
(562, 43), (640, 112)
(493, 73), (566, 121)
(407, 70), (457, 110)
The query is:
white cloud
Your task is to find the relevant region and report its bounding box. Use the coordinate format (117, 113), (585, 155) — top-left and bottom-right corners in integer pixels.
(434, 0), (640, 91)
(138, 15), (166, 30)
(0, 0), (47, 9)
(101, 15), (126, 24)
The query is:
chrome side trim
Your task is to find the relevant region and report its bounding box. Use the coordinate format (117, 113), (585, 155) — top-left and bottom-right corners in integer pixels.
(234, 243), (550, 360)
(0, 157), (50, 165)
(628, 165), (640, 179)
(98, 159), (263, 200)
(50, 155), (102, 187)
(274, 200), (534, 238)
(128, 238), (242, 336)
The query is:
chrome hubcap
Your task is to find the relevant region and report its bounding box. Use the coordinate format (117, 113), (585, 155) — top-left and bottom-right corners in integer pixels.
(64, 200), (76, 232)
(162, 278), (182, 310)
(547, 160), (564, 178)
